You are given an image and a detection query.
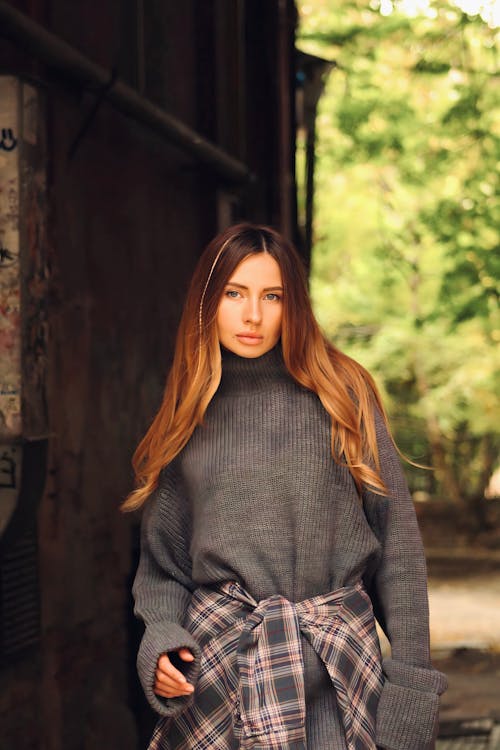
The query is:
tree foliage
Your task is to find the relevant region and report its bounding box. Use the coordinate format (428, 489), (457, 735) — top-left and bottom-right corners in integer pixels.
(297, 0), (499, 518)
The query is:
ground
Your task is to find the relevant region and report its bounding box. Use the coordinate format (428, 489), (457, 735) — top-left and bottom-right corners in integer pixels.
(415, 500), (500, 747)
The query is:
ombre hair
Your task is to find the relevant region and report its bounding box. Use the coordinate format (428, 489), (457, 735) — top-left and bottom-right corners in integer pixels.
(122, 223), (392, 511)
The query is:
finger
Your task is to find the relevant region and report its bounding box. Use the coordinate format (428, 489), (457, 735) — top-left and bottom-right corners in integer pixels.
(157, 654), (187, 683)
(177, 647), (194, 660)
(155, 671), (181, 688)
(155, 668), (188, 688)
(155, 682), (194, 697)
(155, 667), (194, 691)
(154, 676), (195, 697)
(155, 673), (192, 690)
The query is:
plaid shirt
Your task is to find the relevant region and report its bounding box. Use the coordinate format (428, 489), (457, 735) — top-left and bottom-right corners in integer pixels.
(149, 580), (383, 750)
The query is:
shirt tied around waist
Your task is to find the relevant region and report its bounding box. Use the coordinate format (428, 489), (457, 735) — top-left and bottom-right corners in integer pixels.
(150, 579), (383, 750)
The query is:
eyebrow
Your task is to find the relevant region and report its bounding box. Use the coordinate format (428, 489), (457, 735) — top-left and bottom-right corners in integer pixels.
(225, 281), (284, 292)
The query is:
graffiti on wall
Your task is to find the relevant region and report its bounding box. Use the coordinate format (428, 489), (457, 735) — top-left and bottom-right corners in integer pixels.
(0, 128), (17, 152)
(0, 246), (17, 266)
(0, 77), (22, 440)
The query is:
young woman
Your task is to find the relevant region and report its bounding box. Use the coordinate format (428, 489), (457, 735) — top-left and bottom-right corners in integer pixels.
(125, 223), (447, 750)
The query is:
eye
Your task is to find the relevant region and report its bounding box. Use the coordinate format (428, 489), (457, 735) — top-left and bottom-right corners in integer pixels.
(225, 289), (241, 299)
(264, 293), (281, 302)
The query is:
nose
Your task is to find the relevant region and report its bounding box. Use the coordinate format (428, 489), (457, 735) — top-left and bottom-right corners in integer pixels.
(243, 296), (262, 325)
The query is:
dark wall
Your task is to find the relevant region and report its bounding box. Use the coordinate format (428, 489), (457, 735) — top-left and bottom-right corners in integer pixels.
(0, 1), (297, 748)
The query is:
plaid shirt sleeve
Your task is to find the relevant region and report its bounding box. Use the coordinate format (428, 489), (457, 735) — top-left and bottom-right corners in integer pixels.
(149, 580), (385, 750)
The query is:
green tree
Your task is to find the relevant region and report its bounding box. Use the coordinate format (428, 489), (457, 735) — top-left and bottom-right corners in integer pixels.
(297, 0), (499, 527)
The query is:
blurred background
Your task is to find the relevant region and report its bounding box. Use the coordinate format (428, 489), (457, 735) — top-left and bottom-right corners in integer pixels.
(0, 1), (498, 748)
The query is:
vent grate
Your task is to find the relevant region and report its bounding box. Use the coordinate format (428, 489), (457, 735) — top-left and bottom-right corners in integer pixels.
(0, 526), (40, 662)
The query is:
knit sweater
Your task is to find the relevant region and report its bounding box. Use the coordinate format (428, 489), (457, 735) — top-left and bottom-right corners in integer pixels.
(133, 344), (447, 750)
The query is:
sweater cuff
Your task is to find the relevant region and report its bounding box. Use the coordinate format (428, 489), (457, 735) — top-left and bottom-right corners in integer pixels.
(137, 621), (202, 718)
(376, 658), (448, 750)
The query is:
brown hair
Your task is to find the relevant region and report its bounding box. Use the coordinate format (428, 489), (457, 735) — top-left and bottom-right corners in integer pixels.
(122, 223), (391, 511)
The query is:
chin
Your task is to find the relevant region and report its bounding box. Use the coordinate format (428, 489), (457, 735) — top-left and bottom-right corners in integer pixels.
(225, 339), (275, 358)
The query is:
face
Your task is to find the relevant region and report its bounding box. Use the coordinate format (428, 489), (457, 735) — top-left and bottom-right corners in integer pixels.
(216, 252), (283, 358)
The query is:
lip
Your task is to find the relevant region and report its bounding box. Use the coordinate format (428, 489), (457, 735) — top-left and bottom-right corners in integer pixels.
(236, 333), (264, 345)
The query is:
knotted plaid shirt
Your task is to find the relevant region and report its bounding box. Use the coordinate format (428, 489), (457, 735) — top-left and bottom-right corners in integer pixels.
(148, 579), (383, 750)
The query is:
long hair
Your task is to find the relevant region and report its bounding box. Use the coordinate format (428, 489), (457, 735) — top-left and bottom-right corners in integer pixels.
(122, 223), (392, 511)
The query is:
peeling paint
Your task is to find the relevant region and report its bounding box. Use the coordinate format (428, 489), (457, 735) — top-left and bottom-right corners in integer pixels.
(0, 77), (22, 440)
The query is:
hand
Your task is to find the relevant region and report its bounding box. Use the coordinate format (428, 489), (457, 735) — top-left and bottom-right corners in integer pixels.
(154, 647), (195, 699)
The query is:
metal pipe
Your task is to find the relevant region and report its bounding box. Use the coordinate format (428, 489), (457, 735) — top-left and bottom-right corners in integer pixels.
(0, 1), (252, 185)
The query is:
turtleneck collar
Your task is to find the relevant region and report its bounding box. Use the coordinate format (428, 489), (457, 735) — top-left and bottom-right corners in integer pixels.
(218, 343), (291, 396)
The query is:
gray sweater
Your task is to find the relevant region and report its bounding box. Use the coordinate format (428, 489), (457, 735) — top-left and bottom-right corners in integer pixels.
(133, 345), (447, 750)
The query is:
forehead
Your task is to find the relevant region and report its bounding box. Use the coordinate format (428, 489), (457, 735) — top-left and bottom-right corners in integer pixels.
(229, 252), (282, 283)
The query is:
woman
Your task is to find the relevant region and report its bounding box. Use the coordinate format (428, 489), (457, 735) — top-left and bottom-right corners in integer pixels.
(125, 223), (447, 750)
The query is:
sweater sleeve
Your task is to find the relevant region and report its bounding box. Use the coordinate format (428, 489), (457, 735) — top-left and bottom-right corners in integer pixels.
(132, 461), (202, 718)
(363, 407), (447, 750)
